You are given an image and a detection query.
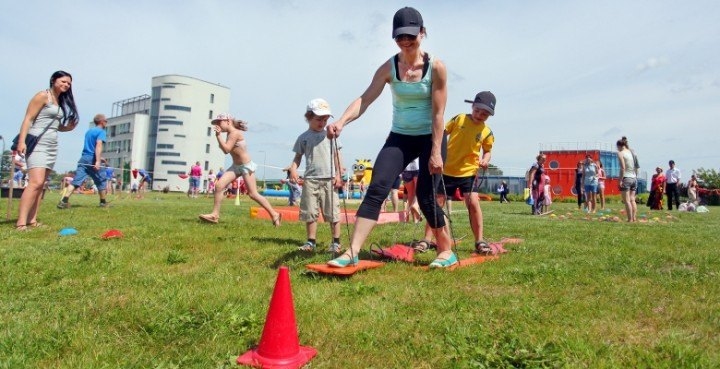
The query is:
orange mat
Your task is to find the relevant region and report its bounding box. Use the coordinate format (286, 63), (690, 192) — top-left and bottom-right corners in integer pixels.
(305, 260), (384, 275)
(251, 206), (406, 224)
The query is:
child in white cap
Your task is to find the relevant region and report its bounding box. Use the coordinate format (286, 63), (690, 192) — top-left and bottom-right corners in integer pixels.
(287, 99), (344, 253)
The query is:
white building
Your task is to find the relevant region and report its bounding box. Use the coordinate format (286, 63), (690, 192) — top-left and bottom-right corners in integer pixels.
(104, 95), (151, 189)
(104, 75), (231, 192)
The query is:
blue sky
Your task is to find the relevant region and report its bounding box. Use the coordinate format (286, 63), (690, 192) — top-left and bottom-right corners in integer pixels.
(1, 0), (718, 180)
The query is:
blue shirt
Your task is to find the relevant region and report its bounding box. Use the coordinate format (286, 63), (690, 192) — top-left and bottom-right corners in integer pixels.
(82, 126), (107, 157)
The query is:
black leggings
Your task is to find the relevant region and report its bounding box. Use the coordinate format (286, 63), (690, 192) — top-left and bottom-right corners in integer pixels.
(356, 132), (447, 228)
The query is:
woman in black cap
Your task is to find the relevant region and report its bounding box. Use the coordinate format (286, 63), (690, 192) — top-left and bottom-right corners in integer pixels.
(325, 6), (455, 268)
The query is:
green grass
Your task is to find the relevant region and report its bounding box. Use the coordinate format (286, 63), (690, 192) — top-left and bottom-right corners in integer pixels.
(1, 192), (718, 368)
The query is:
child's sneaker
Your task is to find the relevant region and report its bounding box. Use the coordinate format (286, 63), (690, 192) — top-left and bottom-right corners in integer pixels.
(57, 201), (69, 209)
(328, 242), (341, 253)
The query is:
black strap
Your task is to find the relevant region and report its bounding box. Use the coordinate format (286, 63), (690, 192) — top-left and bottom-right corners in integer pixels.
(394, 53), (430, 81)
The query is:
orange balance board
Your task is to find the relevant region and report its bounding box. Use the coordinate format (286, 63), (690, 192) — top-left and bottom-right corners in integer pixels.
(371, 244), (415, 263)
(251, 206), (407, 224)
(419, 254), (499, 270)
(305, 260), (384, 275)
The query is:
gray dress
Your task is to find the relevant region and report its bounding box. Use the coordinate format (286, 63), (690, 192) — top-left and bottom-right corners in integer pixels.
(26, 92), (63, 170)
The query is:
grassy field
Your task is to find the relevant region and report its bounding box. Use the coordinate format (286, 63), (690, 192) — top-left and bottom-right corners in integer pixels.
(1, 191), (718, 368)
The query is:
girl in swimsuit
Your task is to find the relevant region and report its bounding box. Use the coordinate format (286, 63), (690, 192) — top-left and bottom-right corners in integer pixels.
(199, 113), (281, 226)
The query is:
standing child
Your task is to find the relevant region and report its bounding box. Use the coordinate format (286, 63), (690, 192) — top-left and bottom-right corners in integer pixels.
(199, 113), (281, 225)
(417, 91), (496, 254)
(542, 174), (552, 213)
(288, 99), (344, 253)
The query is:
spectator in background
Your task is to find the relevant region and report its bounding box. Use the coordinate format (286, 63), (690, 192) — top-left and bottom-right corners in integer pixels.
(574, 161), (583, 211)
(647, 167), (665, 210)
(581, 154), (599, 213)
(617, 136), (639, 222)
(189, 161), (202, 198)
(498, 180), (509, 203)
(687, 174), (699, 205)
(597, 161), (606, 210)
(665, 160), (681, 210)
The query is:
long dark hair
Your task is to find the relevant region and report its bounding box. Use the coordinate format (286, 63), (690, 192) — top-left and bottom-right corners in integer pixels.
(50, 70), (79, 125)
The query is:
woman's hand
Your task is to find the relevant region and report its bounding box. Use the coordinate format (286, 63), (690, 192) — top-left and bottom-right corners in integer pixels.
(326, 121), (344, 139)
(17, 142), (27, 156)
(429, 152), (443, 174)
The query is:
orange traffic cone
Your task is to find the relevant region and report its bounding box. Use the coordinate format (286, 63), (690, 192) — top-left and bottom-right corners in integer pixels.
(237, 266), (317, 368)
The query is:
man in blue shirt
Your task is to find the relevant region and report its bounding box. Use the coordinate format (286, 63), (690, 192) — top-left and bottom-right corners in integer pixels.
(58, 114), (109, 208)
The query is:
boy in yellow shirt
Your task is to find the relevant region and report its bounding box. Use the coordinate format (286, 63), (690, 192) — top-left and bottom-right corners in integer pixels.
(415, 91), (495, 254)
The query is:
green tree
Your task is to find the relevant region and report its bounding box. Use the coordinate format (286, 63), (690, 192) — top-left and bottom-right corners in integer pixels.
(487, 164), (503, 176)
(1, 150), (10, 180)
(695, 168), (720, 189)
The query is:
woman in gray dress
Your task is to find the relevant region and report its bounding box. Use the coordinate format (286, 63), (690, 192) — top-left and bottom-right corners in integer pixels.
(15, 71), (79, 230)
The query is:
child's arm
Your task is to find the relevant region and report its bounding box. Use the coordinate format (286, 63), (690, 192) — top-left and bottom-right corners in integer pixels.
(214, 127), (236, 154)
(479, 150), (492, 169)
(288, 153), (303, 183)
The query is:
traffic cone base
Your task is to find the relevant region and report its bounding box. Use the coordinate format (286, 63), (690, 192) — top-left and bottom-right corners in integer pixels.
(237, 345), (317, 368)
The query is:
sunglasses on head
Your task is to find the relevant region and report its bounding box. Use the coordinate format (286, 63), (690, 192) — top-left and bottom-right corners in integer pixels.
(394, 34), (417, 42)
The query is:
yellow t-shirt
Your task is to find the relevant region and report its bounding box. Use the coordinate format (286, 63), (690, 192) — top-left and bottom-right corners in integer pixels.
(443, 114), (494, 177)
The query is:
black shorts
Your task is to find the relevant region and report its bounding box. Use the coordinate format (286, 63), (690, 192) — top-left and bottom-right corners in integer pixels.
(391, 176), (401, 190)
(439, 175), (477, 195)
(401, 170), (419, 182)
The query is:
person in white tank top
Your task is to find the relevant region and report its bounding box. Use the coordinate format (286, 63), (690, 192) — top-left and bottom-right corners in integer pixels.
(616, 136), (639, 222)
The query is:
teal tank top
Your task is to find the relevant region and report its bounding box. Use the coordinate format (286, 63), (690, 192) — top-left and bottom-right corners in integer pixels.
(390, 53), (433, 135)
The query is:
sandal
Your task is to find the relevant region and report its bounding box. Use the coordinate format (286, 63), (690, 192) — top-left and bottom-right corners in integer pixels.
(298, 242), (316, 252)
(475, 240), (492, 255)
(272, 213), (282, 227)
(29, 222), (44, 228)
(327, 253), (359, 268)
(198, 214), (219, 224)
(428, 252), (458, 268)
(411, 239), (435, 253)
(15, 224), (28, 231)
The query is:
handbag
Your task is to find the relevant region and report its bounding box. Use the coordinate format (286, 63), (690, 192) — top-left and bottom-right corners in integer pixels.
(10, 104), (59, 157)
(10, 134), (40, 156)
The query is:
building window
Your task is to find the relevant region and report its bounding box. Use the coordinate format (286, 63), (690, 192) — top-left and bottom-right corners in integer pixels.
(548, 160), (560, 170)
(161, 160), (187, 165)
(552, 185), (563, 195)
(156, 152), (181, 157)
(164, 105), (191, 112)
(157, 144), (174, 149)
(210, 93), (215, 103)
(159, 120), (183, 125)
(209, 110), (213, 119)
(204, 161), (209, 171)
(207, 127), (212, 136)
(159, 128), (169, 132)
(174, 134), (186, 138)
(205, 144), (210, 154)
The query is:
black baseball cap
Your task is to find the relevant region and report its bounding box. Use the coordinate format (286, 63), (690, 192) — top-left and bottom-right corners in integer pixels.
(464, 91), (496, 116)
(392, 7), (423, 38)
